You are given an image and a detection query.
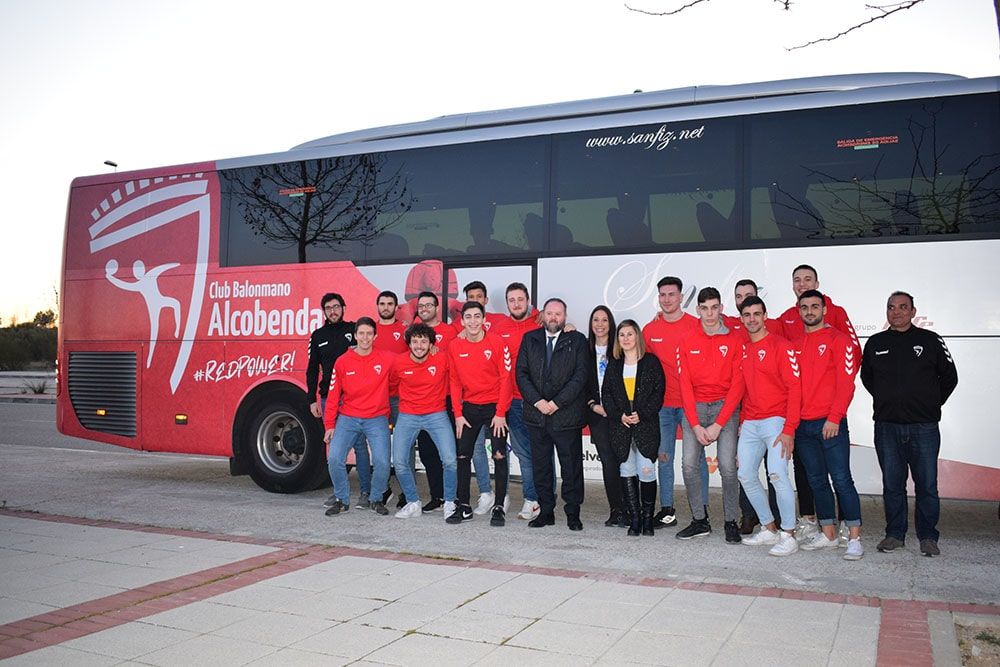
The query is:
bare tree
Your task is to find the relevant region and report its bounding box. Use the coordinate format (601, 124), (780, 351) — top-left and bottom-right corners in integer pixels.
(626, 0), (1000, 51)
(226, 154), (412, 263)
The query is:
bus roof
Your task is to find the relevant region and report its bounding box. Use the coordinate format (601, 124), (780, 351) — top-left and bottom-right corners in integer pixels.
(292, 72), (966, 151)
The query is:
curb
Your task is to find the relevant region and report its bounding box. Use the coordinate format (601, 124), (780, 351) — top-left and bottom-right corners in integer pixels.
(0, 396), (56, 405)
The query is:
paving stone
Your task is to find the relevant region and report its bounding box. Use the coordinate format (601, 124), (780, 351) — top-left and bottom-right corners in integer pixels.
(602, 629), (722, 666)
(571, 580), (671, 607)
(463, 588), (568, 618)
(211, 609), (337, 647)
(276, 589), (387, 621)
(0, 597), (58, 626)
(475, 644), (585, 666)
(655, 588), (755, 616)
(743, 595), (844, 624)
(206, 582), (308, 611)
(246, 647), (349, 666)
(632, 606), (741, 640)
(712, 641), (831, 666)
(546, 596), (656, 630)
(61, 622), (196, 660)
(10, 581), (126, 609)
(353, 600), (451, 632)
(139, 600), (259, 633)
(728, 617), (838, 651)
(506, 618), (624, 658)
(0, 644), (120, 666)
(364, 632), (495, 666)
(288, 621), (404, 659)
(135, 632), (276, 666)
(422, 607), (535, 644)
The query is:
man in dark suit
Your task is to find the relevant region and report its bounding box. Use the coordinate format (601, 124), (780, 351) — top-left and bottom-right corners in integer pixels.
(516, 298), (591, 530)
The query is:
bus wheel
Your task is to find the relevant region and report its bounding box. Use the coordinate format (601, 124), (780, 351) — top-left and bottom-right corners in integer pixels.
(242, 389), (327, 493)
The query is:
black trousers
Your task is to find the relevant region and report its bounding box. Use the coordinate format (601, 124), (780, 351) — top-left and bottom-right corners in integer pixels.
(528, 424), (584, 518)
(455, 402), (508, 507)
(739, 456), (781, 524)
(591, 431), (622, 512)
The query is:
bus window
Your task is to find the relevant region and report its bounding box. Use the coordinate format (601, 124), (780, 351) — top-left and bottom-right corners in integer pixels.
(367, 137), (546, 261)
(553, 118), (740, 251)
(220, 158), (368, 266)
(750, 93), (1000, 241)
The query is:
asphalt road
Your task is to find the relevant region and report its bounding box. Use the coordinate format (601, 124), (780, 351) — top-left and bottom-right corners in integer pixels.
(1, 402), (998, 606)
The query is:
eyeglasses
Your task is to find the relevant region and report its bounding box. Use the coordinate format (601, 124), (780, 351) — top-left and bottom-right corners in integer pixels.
(323, 305), (343, 312)
(417, 303), (436, 310)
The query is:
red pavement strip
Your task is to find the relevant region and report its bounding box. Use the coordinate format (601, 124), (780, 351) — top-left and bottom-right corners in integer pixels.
(1, 510), (997, 665)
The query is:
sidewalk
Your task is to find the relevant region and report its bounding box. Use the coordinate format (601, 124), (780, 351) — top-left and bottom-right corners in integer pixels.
(0, 371), (54, 405)
(1, 512), (995, 666)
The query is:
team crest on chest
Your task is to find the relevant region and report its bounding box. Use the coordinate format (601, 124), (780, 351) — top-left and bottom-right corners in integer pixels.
(436, 334), (443, 343)
(818, 344), (827, 356)
(719, 345), (728, 358)
(428, 366), (437, 376)
(345, 333), (353, 342)
(484, 349), (493, 360)
(373, 364), (382, 375)
(913, 345), (923, 357)
(393, 332), (401, 341)
(758, 349), (766, 362)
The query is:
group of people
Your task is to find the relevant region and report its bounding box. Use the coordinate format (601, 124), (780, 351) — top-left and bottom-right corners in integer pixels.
(306, 265), (958, 560)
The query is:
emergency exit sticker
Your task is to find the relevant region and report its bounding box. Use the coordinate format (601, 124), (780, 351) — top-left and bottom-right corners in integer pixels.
(836, 135), (899, 150)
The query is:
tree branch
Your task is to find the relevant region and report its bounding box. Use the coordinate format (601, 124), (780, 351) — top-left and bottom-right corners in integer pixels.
(624, 0), (711, 17)
(786, 0), (925, 50)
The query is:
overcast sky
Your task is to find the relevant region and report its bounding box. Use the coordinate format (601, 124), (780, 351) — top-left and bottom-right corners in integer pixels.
(0, 0), (996, 322)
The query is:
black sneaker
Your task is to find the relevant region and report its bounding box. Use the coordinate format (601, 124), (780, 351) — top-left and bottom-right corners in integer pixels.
(490, 505), (506, 527)
(724, 520), (741, 544)
(676, 518), (711, 540)
(370, 501), (389, 516)
(919, 539), (940, 557)
(446, 504), (474, 524)
(422, 498), (443, 512)
(653, 507), (677, 528)
(381, 489), (393, 505)
(877, 536), (905, 553)
(324, 500), (349, 516)
(397, 493), (408, 509)
(322, 494), (338, 508)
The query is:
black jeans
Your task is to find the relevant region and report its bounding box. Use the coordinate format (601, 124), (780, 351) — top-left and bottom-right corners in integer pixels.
(456, 402), (508, 508)
(528, 424), (584, 518)
(591, 423), (622, 512)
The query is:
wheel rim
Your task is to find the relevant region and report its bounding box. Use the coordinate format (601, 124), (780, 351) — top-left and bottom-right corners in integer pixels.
(255, 410), (308, 474)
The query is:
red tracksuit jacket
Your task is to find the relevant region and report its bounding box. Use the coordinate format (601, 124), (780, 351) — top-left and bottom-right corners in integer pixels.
(323, 349), (393, 429)
(448, 334), (513, 418)
(389, 351), (449, 415)
(677, 325), (743, 428)
(779, 296), (859, 348)
(643, 313), (700, 408)
(732, 333), (802, 435)
(797, 325), (858, 423)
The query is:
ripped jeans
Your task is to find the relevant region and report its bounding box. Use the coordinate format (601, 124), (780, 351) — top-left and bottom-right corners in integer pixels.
(737, 416), (796, 531)
(619, 442), (656, 483)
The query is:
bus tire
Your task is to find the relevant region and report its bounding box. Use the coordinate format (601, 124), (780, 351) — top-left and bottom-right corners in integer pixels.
(241, 387), (328, 493)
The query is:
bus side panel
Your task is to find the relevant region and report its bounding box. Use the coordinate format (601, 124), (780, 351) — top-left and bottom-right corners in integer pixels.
(538, 240), (1000, 502)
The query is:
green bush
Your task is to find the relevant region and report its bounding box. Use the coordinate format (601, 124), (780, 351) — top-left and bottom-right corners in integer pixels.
(0, 326), (56, 370)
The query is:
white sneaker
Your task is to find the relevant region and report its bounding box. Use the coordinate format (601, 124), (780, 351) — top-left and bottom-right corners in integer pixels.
(843, 538), (864, 560)
(769, 532), (800, 557)
(517, 500), (540, 520)
(742, 528), (780, 546)
(794, 517), (819, 543)
(837, 521), (849, 548)
(442, 500), (457, 521)
(394, 501), (423, 519)
(473, 492), (495, 516)
(801, 532), (840, 551)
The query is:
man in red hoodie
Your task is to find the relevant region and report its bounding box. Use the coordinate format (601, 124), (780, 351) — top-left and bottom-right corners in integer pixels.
(733, 296), (801, 557)
(322, 317), (394, 517)
(778, 264), (858, 544)
(675, 287), (743, 543)
(446, 301), (513, 526)
(492, 282), (544, 521)
(794, 290), (864, 560)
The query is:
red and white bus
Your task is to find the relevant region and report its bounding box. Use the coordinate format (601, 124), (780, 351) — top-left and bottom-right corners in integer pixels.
(59, 72), (1000, 499)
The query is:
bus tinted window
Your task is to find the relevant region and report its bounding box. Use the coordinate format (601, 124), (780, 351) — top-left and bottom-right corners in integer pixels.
(553, 118), (740, 251)
(220, 158), (373, 266)
(750, 93), (1000, 241)
(366, 138), (545, 261)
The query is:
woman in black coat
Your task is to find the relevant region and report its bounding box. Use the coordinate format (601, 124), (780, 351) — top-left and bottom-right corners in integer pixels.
(601, 319), (665, 536)
(585, 305), (624, 528)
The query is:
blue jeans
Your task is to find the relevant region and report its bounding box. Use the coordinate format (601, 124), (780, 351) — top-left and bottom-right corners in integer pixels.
(507, 399), (537, 502)
(794, 418), (862, 527)
(874, 421), (940, 542)
(620, 444), (656, 482)
(328, 415), (390, 504)
(658, 406), (708, 507)
(392, 411), (457, 503)
(322, 396), (371, 494)
(737, 417), (796, 531)
(473, 426), (492, 494)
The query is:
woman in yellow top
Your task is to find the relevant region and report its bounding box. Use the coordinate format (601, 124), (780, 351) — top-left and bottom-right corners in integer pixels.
(601, 319), (666, 536)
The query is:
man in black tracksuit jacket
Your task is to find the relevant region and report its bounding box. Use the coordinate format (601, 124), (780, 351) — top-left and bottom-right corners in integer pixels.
(307, 293), (370, 503)
(516, 298), (590, 530)
(861, 291), (958, 557)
